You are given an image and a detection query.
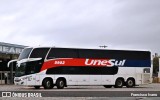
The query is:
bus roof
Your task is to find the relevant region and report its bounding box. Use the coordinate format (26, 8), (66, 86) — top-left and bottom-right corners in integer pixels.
(24, 46), (150, 53)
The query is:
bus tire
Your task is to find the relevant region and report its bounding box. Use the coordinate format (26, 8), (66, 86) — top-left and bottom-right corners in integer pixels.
(126, 78), (135, 88)
(34, 86), (40, 89)
(103, 85), (112, 88)
(56, 79), (65, 89)
(42, 78), (54, 89)
(114, 78), (124, 88)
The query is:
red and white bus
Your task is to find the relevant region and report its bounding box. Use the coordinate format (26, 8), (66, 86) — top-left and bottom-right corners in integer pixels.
(8, 47), (151, 89)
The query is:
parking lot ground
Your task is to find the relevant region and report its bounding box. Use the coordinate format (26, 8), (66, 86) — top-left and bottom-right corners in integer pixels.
(0, 83), (160, 100)
(0, 83), (160, 91)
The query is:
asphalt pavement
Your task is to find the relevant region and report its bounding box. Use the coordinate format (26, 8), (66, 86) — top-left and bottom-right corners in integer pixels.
(0, 83), (160, 100)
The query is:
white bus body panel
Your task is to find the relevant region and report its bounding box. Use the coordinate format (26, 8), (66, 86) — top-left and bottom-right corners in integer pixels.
(15, 67), (151, 86)
(67, 75), (78, 85)
(77, 75), (89, 85)
(102, 75), (114, 85)
(90, 75), (101, 85)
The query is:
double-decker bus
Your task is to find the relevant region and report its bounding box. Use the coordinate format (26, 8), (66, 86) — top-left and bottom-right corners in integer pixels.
(8, 47), (151, 89)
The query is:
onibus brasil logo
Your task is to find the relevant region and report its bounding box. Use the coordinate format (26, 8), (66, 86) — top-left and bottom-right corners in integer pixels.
(1, 92), (42, 97)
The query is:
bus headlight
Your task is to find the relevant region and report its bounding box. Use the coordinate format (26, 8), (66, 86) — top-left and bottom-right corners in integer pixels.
(20, 78), (24, 81)
(20, 77), (27, 81)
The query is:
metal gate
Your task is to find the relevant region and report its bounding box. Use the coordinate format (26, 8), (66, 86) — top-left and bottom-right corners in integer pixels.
(0, 71), (15, 84)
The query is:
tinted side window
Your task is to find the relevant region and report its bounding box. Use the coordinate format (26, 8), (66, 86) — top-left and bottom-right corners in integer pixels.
(30, 48), (49, 59)
(143, 68), (150, 73)
(78, 49), (150, 60)
(26, 60), (43, 74)
(47, 48), (78, 59)
(46, 66), (118, 75)
(101, 67), (118, 75)
(78, 49), (107, 58)
(46, 67), (61, 74)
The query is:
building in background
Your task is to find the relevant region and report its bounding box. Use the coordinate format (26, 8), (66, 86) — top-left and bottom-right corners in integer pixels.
(0, 42), (26, 84)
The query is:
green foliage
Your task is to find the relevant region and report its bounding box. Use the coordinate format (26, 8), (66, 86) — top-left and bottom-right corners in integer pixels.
(153, 57), (159, 75)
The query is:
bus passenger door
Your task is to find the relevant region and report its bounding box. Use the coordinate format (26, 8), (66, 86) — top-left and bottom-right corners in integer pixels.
(26, 74), (36, 86)
(35, 74), (40, 85)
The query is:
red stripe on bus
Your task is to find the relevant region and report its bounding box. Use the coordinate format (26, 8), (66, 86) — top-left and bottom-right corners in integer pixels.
(40, 58), (111, 72)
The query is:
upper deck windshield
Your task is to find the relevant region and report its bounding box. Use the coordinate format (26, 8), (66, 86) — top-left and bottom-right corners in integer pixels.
(15, 48), (50, 77)
(18, 48), (33, 60)
(29, 48), (50, 59)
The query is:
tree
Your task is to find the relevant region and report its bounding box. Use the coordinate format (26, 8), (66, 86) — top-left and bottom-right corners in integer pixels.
(153, 57), (159, 77)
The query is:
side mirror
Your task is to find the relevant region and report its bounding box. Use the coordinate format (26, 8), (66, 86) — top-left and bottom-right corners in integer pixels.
(8, 59), (18, 68)
(28, 58), (42, 62)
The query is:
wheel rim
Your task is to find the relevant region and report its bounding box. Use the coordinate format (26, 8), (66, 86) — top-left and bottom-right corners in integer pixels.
(128, 80), (133, 86)
(59, 81), (64, 87)
(46, 81), (51, 87)
(117, 80), (123, 86)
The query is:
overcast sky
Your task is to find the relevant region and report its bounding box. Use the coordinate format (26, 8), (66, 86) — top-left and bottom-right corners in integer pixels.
(0, 0), (160, 54)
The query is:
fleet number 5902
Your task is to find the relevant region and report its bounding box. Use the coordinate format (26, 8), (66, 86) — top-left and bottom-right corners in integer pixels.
(55, 61), (65, 64)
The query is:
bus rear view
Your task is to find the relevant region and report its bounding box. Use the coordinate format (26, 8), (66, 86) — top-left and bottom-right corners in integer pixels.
(11, 47), (151, 89)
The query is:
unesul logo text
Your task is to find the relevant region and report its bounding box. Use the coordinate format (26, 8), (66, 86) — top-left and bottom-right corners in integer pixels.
(85, 59), (126, 67)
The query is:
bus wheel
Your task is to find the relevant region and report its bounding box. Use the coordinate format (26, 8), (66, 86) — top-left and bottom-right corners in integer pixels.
(126, 78), (135, 88)
(103, 85), (112, 88)
(43, 78), (53, 89)
(56, 79), (65, 89)
(114, 78), (124, 88)
(34, 86), (40, 89)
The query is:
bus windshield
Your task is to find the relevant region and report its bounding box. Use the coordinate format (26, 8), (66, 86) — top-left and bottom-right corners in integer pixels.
(15, 59), (43, 77)
(18, 48), (33, 60)
(15, 63), (26, 77)
(15, 62), (38, 77)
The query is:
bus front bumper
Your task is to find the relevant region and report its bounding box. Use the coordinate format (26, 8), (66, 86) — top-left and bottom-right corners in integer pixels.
(14, 77), (26, 85)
